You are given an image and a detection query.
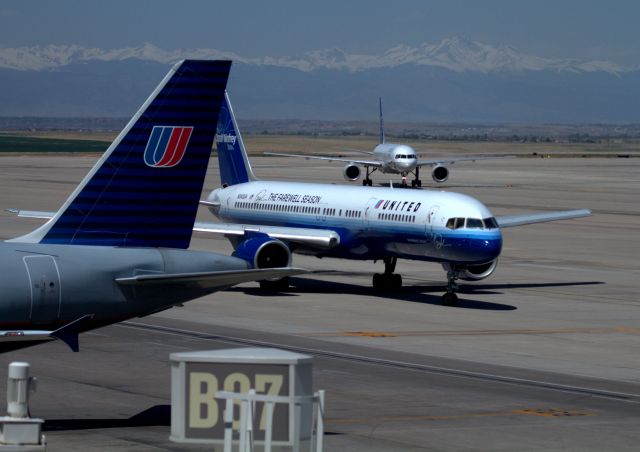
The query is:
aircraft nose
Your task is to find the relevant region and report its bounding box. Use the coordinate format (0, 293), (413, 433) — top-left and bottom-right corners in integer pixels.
(467, 234), (502, 262)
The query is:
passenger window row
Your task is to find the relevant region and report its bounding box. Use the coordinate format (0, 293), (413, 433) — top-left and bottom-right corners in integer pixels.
(378, 213), (416, 223)
(234, 201), (323, 215)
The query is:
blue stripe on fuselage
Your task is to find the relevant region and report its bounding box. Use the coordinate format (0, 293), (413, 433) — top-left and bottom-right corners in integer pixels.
(221, 208), (502, 264)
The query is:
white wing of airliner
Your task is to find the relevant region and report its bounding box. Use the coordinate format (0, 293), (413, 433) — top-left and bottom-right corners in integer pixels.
(194, 222), (340, 249)
(264, 152), (383, 167)
(496, 209), (592, 228)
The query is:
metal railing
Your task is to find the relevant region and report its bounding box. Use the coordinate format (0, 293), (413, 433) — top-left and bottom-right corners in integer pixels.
(215, 389), (325, 452)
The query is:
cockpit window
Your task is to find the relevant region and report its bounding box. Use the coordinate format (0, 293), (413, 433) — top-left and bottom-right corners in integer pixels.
(484, 217), (499, 229)
(466, 218), (484, 229)
(446, 217), (465, 229)
(447, 217), (499, 230)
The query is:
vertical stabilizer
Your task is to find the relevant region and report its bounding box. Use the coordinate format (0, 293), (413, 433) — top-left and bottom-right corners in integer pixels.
(379, 97), (385, 144)
(12, 60), (231, 249)
(215, 92), (257, 186)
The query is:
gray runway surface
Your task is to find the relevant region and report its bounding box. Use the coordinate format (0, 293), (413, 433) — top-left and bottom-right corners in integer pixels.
(0, 152), (639, 451)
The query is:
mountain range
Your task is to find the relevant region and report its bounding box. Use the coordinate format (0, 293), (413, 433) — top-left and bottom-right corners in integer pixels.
(1, 38), (639, 123)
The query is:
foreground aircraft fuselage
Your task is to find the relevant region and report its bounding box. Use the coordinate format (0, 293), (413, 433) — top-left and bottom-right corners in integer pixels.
(0, 244), (248, 348)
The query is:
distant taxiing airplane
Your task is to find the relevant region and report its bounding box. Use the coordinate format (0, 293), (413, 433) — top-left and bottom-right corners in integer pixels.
(1, 61), (301, 352)
(195, 92), (590, 306)
(266, 97), (507, 187)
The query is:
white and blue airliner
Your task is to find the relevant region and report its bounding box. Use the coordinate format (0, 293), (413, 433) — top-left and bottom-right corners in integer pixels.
(196, 93), (591, 306)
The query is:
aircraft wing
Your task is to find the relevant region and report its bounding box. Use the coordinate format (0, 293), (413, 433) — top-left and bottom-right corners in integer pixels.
(115, 267), (306, 290)
(496, 209), (592, 228)
(6, 212), (341, 249)
(264, 152), (383, 167)
(194, 221), (341, 249)
(416, 155), (514, 167)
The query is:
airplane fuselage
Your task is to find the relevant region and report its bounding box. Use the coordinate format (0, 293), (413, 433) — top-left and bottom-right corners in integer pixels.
(374, 143), (418, 174)
(209, 181), (502, 265)
(0, 243), (248, 332)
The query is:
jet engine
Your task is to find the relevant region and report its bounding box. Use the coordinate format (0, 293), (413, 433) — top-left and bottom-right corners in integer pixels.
(233, 235), (291, 269)
(343, 164), (361, 181)
(442, 260), (498, 281)
(432, 165), (449, 183)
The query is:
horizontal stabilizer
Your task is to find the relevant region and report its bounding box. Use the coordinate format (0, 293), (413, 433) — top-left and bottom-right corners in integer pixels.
(115, 267), (306, 290)
(0, 314), (93, 353)
(5, 209), (55, 219)
(194, 221), (341, 249)
(496, 209), (592, 228)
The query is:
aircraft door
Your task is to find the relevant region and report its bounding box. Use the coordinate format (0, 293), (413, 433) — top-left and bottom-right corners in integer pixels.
(364, 197), (379, 230)
(426, 205), (440, 244)
(23, 255), (61, 324)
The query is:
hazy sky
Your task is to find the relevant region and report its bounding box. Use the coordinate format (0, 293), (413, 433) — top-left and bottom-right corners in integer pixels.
(2, 0), (639, 64)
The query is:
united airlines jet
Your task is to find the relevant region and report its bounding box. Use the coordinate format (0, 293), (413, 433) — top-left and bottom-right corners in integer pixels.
(1, 62), (302, 352)
(266, 98), (508, 187)
(195, 93), (590, 306)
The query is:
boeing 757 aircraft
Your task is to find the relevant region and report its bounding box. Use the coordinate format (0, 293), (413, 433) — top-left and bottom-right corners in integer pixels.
(266, 98), (506, 187)
(0, 61), (301, 352)
(195, 93), (591, 306)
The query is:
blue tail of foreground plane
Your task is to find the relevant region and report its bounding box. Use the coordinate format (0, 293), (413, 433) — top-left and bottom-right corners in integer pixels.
(215, 92), (256, 187)
(13, 60), (232, 249)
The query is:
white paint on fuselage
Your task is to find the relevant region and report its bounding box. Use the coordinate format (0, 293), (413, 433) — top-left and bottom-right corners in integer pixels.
(209, 181), (501, 264)
(374, 143), (418, 174)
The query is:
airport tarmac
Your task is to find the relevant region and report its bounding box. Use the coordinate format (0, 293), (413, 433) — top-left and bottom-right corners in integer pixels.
(0, 151), (639, 451)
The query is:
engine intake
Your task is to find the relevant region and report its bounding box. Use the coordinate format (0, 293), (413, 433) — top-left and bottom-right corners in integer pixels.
(233, 235), (291, 269)
(432, 165), (449, 183)
(343, 164), (361, 181)
(443, 260), (498, 281)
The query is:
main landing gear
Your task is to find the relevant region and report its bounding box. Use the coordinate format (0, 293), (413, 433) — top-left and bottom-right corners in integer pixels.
(362, 166), (377, 186)
(410, 167), (422, 188)
(372, 257), (402, 290)
(259, 276), (290, 292)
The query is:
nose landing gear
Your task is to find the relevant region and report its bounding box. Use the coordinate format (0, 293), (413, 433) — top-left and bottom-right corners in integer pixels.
(443, 266), (460, 306)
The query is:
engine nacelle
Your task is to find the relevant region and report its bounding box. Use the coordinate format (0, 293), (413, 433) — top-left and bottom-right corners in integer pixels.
(343, 164), (361, 181)
(233, 235), (291, 269)
(442, 259), (498, 281)
(432, 165), (449, 183)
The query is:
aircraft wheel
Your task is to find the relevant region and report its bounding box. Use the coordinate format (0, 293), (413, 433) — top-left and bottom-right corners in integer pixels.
(372, 273), (383, 289)
(260, 277), (290, 292)
(442, 292), (458, 306)
(363, 180), (368, 186)
(392, 273), (402, 289)
(417, 180), (422, 187)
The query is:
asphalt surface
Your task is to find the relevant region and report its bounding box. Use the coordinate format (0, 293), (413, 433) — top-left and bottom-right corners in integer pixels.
(0, 152), (639, 451)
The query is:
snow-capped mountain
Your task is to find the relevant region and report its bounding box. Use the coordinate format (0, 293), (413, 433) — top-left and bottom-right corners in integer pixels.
(0, 37), (631, 75)
(0, 37), (639, 122)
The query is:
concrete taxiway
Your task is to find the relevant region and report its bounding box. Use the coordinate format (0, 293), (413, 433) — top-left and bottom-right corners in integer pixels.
(0, 151), (639, 451)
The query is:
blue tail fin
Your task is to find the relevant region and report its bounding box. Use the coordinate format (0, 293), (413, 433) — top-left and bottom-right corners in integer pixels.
(215, 91), (256, 187)
(379, 96), (385, 144)
(14, 60), (231, 249)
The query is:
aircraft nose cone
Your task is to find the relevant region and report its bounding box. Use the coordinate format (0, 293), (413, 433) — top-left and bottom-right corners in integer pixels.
(465, 234), (502, 262)
(481, 235), (502, 260)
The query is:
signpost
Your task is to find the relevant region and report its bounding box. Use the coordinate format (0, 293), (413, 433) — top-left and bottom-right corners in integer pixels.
(170, 348), (314, 447)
